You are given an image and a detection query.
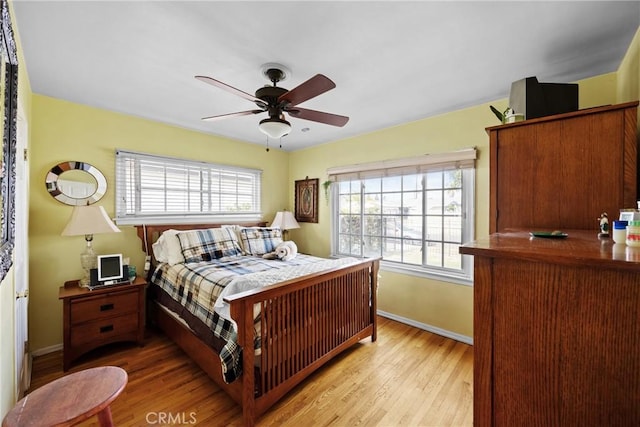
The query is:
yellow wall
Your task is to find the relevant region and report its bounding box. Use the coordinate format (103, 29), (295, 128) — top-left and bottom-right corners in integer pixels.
(27, 95), (290, 351)
(289, 73), (619, 338)
(618, 27), (640, 123)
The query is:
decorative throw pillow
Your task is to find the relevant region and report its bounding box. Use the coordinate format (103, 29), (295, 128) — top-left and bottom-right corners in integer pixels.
(221, 224), (245, 253)
(177, 228), (243, 263)
(239, 227), (283, 256)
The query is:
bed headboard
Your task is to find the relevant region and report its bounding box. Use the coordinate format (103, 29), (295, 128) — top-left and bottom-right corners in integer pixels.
(134, 221), (268, 256)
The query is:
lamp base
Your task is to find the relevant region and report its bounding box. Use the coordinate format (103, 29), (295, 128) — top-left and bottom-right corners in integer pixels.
(79, 237), (97, 288)
(79, 275), (90, 288)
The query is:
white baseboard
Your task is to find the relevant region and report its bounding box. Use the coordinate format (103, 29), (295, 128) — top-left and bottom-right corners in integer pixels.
(31, 343), (63, 357)
(377, 310), (473, 346)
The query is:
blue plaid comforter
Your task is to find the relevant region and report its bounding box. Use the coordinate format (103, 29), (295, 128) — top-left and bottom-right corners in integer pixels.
(150, 254), (358, 383)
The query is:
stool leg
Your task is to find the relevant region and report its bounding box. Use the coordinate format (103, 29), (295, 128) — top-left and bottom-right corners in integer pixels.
(96, 406), (114, 427)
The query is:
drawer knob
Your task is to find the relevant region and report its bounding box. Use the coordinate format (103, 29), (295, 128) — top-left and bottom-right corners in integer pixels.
(100, 325), (114, 333)
(100, 303), (114, 311)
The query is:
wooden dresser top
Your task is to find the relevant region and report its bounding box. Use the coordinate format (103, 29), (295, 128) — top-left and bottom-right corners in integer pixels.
(460, 229), (640, 272)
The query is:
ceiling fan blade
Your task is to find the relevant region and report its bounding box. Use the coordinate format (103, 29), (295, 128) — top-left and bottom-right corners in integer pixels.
(278, 74), (336, 107)
(201, 110), (263, 122)
(195, 75), (266, 107)
(287, 107), (349, 127)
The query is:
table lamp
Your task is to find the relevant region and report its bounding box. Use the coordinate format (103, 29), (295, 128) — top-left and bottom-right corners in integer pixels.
(61, 205), (121, 287)
(270, 210), (300, 240)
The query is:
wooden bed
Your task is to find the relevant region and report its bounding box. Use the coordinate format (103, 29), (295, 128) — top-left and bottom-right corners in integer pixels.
(135, 222), (379, 426)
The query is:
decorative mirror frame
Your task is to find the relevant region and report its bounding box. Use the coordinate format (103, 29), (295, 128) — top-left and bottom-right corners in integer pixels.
(45, 161), (107, 206)
(0, 0), (18, 283)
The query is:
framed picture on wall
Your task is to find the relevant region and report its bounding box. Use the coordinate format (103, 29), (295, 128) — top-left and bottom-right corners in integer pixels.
(295, 178), (318, 223)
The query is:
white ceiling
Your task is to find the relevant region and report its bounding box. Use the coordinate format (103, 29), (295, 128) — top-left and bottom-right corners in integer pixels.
(12, 1), (640, 151)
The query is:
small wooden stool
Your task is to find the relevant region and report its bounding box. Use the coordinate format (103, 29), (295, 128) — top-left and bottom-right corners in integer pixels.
(2, 366), (127, 427)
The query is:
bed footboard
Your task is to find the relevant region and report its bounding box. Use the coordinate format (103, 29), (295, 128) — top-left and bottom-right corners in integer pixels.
(226, 258), (379, 426)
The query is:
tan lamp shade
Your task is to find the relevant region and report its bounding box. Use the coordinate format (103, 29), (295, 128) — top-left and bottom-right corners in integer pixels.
(270, 210), (300, 231)
(61, 205), (121, 236)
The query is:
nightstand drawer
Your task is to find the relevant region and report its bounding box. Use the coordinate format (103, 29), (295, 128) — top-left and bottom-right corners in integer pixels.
(70, 289), (138, 325)
(70, 313), (139, 347)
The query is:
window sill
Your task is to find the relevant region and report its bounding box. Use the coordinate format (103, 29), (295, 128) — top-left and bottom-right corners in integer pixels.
(379, 260), (473, 286)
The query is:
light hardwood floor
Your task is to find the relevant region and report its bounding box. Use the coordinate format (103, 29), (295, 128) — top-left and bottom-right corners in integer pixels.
(29, 316), (473, 426)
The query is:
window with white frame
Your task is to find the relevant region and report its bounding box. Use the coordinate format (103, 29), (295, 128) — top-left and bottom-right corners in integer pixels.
(115, 150), (262, 224)
(328, 148), (476, 284)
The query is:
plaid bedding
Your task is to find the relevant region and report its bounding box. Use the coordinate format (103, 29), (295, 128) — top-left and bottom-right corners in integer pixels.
(177, 228), (244, 262)
(238, 227), (282, 255)
(150, 254), (360, 383)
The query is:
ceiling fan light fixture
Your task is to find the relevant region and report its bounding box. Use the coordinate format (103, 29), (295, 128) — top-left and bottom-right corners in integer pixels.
(258, 117), (291, 139)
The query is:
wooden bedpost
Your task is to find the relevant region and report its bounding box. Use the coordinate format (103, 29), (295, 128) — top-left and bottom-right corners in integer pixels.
(371, 259), (379, 342)
(229, 296), (256, 427)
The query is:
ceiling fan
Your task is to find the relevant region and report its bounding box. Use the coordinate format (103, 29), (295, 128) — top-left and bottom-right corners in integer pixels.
(195, 64), (349, 139)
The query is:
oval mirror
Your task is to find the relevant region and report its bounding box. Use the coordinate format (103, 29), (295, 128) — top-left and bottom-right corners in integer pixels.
(45, 161), (107, 206)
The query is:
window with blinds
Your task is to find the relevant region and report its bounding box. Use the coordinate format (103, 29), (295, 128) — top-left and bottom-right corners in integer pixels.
(327, 148), (476, 284)
(115, 150), (262, 224)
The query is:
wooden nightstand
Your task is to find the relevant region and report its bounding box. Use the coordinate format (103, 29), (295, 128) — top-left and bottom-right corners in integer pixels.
(58, 276), (147, 371)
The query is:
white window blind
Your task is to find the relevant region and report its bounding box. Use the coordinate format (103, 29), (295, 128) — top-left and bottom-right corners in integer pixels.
(326, 147), (477, 181)
(115, 150), (262, 225)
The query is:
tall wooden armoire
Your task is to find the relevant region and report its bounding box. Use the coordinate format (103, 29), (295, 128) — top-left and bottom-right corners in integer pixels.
(487, 101), (638, 233)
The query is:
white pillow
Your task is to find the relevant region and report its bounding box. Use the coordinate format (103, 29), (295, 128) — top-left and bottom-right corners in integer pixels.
(163, 229), (187, 265)
(152, 235), (168, 263)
